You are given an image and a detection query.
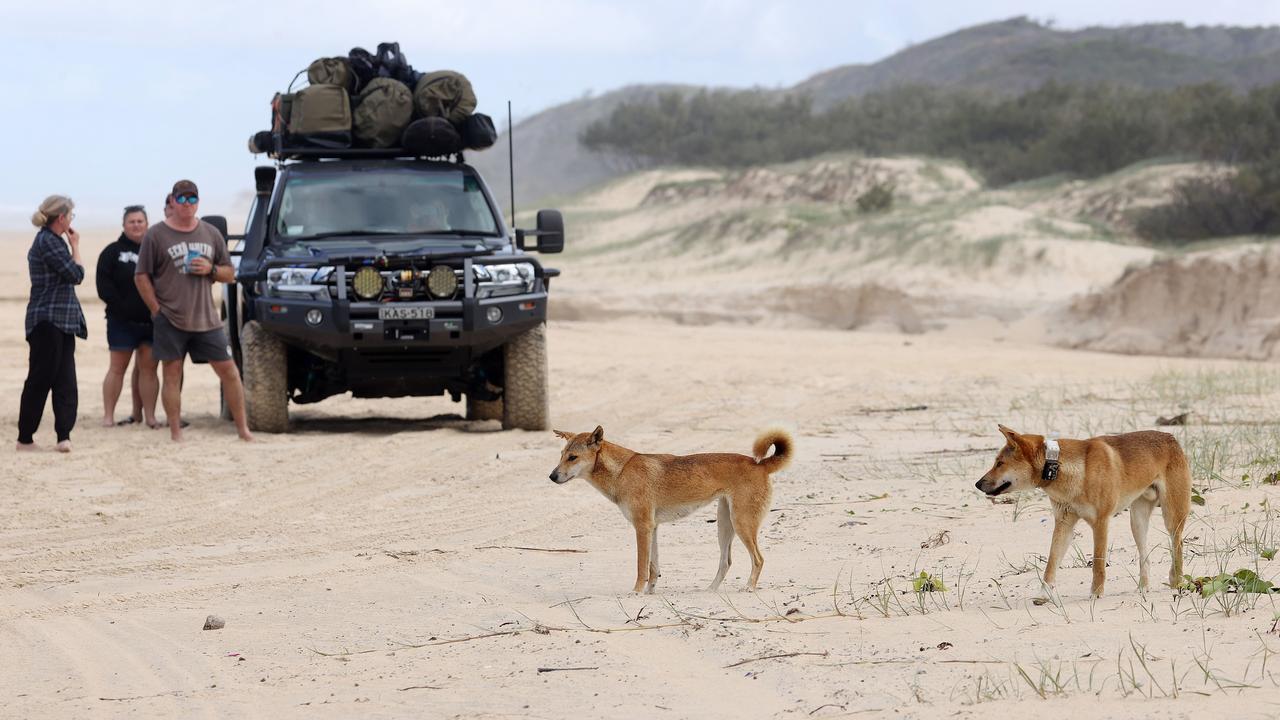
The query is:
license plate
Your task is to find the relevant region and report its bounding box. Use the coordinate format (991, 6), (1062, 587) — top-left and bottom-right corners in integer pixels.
(378, 306), (434, 320)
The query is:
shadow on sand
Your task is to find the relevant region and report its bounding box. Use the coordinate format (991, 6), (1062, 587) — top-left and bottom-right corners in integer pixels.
(287, 413), (503, 436)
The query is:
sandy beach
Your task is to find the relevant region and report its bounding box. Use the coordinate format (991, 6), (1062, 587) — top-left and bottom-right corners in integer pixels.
(2, 224), (1280, 718)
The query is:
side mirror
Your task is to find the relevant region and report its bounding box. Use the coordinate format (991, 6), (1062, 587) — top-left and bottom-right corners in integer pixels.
(515, 209), (564, 254)
(203, 215), (228, 241)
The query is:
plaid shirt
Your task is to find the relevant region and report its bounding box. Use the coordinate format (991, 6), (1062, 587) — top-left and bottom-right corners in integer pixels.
(25, 228), (87, 339)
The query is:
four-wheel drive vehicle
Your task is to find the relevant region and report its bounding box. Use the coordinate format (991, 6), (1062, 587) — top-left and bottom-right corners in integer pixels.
(215, 153), (563, 432)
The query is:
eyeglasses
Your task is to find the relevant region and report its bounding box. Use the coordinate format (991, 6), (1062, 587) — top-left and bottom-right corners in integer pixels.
(175, 195), (199, 205)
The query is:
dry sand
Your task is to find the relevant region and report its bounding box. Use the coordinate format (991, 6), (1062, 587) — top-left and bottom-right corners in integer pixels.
(3, 227), (1280, 718)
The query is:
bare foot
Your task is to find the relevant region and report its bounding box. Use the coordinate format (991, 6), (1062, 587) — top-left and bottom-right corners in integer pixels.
(170, 429), (183, 442)
(101, 417), (114, 427)
(55, 440), (72, 453)
(15, 442), (38, 452)
(238, 429), (255, 442)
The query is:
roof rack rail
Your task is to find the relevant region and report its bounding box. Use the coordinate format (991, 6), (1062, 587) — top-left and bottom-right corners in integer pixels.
(272, 147), (465, 162)
(261, 134), (464, 163)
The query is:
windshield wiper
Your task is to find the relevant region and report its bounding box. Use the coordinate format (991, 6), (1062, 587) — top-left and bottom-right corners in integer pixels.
(413, 229), (500, 237)
(291, 230), (409, 241)
(292, 229), (499, 240)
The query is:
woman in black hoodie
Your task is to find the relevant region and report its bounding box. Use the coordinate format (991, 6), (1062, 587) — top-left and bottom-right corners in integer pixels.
(96, 205), (159, 427)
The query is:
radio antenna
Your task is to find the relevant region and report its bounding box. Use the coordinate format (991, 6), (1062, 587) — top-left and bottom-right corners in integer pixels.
(507, 100), (516, 232)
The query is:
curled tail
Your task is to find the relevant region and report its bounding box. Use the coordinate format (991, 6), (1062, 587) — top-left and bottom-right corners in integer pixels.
(753, 429), (793, 474)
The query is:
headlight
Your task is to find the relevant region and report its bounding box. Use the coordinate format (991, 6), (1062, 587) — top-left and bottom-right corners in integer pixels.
(352, 266), (384, 301)
(426, 265), (458, 298)
(474, 263), (535, 299)
(266, 266), (327, 299)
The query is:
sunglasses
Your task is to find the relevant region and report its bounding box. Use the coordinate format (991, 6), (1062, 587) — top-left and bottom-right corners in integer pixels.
(175, 194), (199, 205)
(124, 204), (145, 214)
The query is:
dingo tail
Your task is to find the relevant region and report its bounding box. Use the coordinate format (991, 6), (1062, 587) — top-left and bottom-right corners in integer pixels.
(753, 429), (793, 474)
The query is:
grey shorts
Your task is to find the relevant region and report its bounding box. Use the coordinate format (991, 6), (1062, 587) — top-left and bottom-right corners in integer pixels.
(152, 313), (232, 363)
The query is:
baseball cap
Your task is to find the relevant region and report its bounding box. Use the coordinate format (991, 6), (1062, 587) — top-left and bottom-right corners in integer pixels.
(172, 179), (199, 197)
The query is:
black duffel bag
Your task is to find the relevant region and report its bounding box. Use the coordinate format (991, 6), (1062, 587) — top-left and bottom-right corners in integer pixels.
(402, 117), (463, 157)
(461, 113), (497, 150)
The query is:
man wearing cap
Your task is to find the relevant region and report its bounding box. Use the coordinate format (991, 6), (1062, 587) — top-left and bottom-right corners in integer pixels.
(135, 180), (253, 442)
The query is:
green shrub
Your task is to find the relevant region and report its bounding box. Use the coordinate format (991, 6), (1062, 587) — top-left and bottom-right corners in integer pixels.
(855, 180), (896, 214)
(1136, 152), (1280, 242)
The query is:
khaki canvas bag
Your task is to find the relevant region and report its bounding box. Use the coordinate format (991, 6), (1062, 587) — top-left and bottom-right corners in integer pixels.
(307, 57), (357, 93)
(353, 77), (414, 148)
(414, 71), (477, 125)
(290, 84), (352, 133)
(289, 84), (352, 147)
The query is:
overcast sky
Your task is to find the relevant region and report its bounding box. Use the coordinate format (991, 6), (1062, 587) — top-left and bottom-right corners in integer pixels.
(2, 0), (1278, 230)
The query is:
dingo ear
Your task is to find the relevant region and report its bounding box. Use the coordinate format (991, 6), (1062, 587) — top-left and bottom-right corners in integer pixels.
(553, 429), (573, 440)
(998, 425), (1033, 457)
(589, 425), (604, 445)
(998, 424), (1020, 443)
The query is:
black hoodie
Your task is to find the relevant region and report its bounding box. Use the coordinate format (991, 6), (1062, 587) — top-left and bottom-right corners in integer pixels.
(96, 233), (151, 323)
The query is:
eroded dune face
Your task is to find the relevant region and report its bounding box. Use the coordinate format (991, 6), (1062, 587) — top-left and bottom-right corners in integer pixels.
(1060, 244), (1280, 361)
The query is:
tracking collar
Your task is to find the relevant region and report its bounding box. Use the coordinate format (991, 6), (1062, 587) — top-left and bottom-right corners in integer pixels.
(1042, 437), (1060, 483)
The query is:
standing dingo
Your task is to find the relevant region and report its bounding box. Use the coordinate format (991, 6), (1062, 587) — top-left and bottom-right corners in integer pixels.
(550, 426), (792, 593)
(976, 425), (1190, 597)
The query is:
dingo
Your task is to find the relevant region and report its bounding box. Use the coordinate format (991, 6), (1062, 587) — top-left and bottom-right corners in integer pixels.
(549, 426), (792, 593)
(975, 425), (1190, 597)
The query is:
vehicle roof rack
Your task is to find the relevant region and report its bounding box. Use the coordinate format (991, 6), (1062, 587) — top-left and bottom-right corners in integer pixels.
(263, 134), (464, 163)
(273, 147), (466, 163)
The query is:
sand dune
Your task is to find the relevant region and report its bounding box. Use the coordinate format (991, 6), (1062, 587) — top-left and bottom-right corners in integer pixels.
(550, 155), (1167, 341)
(552, 155), (1280, 364)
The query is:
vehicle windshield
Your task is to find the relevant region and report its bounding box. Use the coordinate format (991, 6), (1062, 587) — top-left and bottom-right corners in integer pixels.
(275, 168), (501, 240)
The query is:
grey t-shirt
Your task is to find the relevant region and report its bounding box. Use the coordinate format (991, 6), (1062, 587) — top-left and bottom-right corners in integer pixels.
(136, 220), (230, 332)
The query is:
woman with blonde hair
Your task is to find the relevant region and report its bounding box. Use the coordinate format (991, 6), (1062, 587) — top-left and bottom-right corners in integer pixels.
(18, 195), (87, 452)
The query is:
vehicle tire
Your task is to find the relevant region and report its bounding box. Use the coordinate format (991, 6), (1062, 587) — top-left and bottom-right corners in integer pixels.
(466, 393), (503, 422)
(501, 322), (548, 431)
(240, 320), (289, 433)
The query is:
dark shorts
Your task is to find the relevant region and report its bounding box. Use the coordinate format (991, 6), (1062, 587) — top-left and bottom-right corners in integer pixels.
(152, 313), (232, 363)
(105, 316), (153, 352)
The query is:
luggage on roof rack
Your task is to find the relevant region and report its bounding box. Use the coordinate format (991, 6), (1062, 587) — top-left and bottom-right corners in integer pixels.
(353, 77), (414, 148)
(248, 43), (498, 161)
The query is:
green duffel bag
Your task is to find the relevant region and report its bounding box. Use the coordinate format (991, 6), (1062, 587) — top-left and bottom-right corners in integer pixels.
(307, 57), (357, 93)
(414, 70), (477, 125)
(353, 77), (413, 148)
(289, 83), (353, 148)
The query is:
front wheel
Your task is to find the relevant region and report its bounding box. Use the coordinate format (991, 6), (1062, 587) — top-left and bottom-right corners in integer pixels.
(501, 322), (549, 430)
(240, 321), (290, 433)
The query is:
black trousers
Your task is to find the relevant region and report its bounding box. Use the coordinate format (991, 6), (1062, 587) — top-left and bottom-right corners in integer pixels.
(17, 322), (78, 444)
